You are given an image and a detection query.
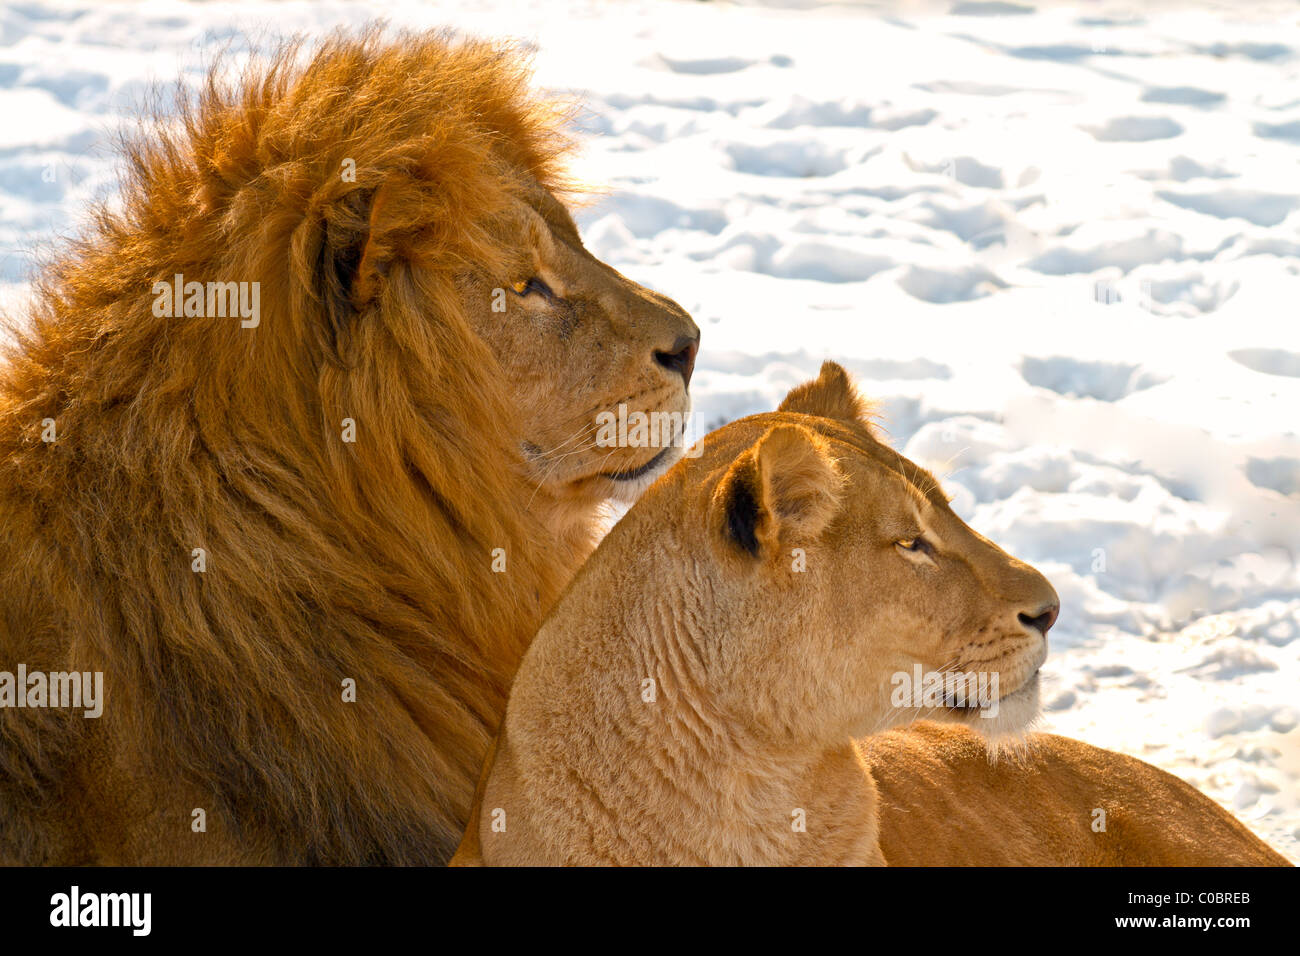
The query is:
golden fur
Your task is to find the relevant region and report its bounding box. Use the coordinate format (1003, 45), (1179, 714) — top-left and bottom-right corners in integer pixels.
(454, 363), (1289, 866)
(868, 723), (1289, 865)
(0, 29), (697, 865)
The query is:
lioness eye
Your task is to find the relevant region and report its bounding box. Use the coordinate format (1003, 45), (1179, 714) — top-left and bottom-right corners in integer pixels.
(511, 277), (553, 299)
(897, 536), (932, 555)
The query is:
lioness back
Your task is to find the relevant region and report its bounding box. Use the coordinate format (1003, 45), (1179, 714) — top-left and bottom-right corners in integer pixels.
(867, 723), (1289, 866)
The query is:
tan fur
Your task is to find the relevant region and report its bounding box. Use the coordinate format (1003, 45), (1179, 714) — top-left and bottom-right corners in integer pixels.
(867, 723), (1290, 865)
(0, 29), (697, 865)
(454, 363), (1290, 866)
(456, 362), (1057, 865)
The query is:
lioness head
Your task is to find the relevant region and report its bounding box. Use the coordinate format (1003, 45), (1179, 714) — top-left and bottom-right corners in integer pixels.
(623, 361), (1059, 746)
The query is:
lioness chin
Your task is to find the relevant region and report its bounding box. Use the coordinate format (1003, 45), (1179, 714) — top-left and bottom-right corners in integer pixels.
(453, 363), (1290, 867)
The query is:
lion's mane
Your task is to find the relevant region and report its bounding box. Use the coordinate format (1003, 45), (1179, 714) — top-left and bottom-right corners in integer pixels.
(0, 29), (588, 864)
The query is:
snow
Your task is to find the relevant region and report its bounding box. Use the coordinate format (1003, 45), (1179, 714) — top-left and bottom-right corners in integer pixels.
(1, 0), (1297, 860)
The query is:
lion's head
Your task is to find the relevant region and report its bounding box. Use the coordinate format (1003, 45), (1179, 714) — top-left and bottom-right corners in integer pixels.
(171, 28), (699, 527)
(456, 363), (1061, 865)
(461, 178), (699, 506)
(0, 29), (696, 864)
(685, 361), (1059, 744)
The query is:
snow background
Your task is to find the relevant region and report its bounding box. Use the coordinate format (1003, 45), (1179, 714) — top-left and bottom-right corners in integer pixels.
(1, 0), (1296, 860)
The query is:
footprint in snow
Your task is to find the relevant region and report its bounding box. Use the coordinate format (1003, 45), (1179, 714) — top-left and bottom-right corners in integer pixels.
(1019, 357), (1167, 402)
(1244, 458), (1300, 498)
(1084, 116), (1183, 142)
(1140, 86), (1226, 107)
(655, 54), (788, 75)
(1228, 348), (1300, 378)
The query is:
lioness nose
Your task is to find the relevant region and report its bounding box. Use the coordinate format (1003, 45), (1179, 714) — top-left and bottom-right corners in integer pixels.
(1018, 602), (1060, 636)
(654, 334), (699, 387)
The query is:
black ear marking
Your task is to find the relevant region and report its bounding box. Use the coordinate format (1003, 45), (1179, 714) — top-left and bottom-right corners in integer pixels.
(724, 470), (762, 558)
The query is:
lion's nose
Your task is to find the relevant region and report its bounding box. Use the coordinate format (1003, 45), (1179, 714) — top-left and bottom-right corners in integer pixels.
(1018, 601), (1059, 637)
(654, 334), (699, 388)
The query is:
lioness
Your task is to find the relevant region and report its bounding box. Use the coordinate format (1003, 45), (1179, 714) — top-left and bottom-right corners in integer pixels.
(453, 363), (1289, 866)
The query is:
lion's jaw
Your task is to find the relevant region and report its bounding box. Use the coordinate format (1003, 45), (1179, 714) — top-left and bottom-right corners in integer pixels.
(596, 395), (694, 505)
(902, 654), (1047, 744)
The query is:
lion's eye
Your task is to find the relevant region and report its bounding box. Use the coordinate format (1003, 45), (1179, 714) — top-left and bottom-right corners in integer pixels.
(897, 536), (933, 556)
(511, 277), (553, 299)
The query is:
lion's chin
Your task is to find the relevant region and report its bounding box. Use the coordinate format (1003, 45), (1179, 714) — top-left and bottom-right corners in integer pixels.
(949, 671), (1042, 744)
(600, 445), (684, 503)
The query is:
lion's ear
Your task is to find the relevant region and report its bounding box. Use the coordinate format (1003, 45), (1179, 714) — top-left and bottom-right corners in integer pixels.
(317, 182), (395, 340)
(713, 424), (843, 559)
(778, 361), (871, 424)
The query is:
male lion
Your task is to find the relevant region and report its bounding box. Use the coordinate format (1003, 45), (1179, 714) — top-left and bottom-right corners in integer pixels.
(454, 364), (1288, 866)
(0, 30), (697, 864)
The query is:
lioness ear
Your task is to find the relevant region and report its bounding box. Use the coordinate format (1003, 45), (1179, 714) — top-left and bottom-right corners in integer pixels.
(778, 361), (871, 424)
(713, 424), (843, 559)
(317, 182), (395, 341)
